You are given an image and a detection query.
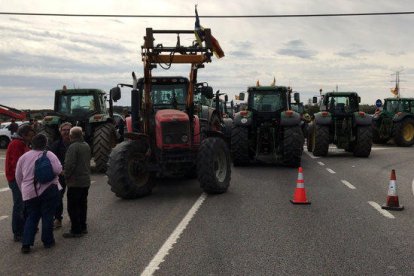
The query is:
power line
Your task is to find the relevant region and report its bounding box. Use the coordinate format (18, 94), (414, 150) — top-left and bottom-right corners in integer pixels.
(0, 11), (414, 18)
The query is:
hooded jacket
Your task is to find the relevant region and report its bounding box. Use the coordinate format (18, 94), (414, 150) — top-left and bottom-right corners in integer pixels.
(5, 135), (30, 182)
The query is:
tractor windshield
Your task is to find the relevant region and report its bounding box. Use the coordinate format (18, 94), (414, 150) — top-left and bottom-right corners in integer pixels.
(251, 91), (284, 112)
(384, 100), (412, 113)
(151, 84), (187, 109)
(326, 96), (358, 113)
(57, 94), (96, 115)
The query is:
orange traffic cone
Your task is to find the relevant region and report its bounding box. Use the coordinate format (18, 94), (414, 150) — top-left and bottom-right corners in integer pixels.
(381, 169), (404, 211)
(290, 167), (311, 205)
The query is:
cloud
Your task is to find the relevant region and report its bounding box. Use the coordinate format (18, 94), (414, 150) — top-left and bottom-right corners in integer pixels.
(336, 45), (370, 58)
(277, 39), (317, 59)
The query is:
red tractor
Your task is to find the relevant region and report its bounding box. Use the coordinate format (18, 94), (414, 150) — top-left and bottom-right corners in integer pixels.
(106, 28), (231, 199)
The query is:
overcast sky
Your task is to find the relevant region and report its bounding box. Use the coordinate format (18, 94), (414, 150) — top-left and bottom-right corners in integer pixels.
(1, 0), (414, 109)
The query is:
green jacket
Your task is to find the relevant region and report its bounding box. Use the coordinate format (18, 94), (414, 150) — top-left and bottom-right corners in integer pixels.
(64, 138), (91, 188)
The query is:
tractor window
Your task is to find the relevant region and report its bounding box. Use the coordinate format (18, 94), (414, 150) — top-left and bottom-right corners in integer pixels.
(151, 84), (187, 108)
(57, 94), (96, 115)
(385, 100), (402, 113)
(252, 92), (283, 112)
(327, 96), (357, 113)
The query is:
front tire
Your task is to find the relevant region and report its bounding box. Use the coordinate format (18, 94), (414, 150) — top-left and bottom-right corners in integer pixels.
(312, 125), (329, 156)
(393, 118), (414, 147)
(353, 126), (372, 157)
(281, 126), (304, 167)
(197, 137), (231, 194)
(107, 140), (155, 199)
(231, 126), (250, 166)
(93, 123), (117, 173)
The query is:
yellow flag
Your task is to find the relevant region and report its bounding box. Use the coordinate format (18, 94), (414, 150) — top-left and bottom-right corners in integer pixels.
(256, 80), (260, 87)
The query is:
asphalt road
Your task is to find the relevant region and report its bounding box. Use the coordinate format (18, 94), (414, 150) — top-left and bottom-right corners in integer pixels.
(0, 145), (413, 275)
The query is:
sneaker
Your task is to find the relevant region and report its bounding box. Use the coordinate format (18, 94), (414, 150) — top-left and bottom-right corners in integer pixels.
(53, 220), (62, 229)
(21, 245), (31, 254)
(62, 232), (83, 238)
(44, 242), (55, 249)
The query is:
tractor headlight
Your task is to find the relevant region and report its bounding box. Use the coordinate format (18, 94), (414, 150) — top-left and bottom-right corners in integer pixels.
(181, 135), (189, 143)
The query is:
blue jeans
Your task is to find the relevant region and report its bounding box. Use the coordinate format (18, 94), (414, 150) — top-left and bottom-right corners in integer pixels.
(8, 181), (24, 237)
(22, 185), (59, 247)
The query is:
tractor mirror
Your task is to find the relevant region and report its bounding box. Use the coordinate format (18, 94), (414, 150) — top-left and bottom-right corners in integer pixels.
(358, 97), (361, 103)
(200, 86), (214, 99)
(225, 95), (228, 102)
(110, 87), (121, 102)
(294, 92), (300, 103)
(239, 92), (245, 101)
(312, 96), (318, 104)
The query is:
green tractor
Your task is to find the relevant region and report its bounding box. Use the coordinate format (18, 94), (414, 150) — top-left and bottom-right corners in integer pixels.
(372, 98), (414, 146)
(307, 92), (372, 157)
(231, 85), (304, 167)
(40, 87), (120, 172)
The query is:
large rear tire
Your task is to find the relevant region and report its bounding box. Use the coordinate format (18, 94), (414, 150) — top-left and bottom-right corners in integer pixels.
(231, 126), (250, 166)
(393, 118), (414, 147)
(197, 137), (231, 194)
(312, 125), (329, 156)
(93, 123), (117, 173)
(107, 140), (155, 199)
(281, 126), (304, 167)
(353, 126), (372, 157)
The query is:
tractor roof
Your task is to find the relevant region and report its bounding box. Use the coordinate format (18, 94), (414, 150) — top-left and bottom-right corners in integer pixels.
(384, 97), (414, 101)
(137, 76), (189, 84)
(247, 86), (288, 92)
(323, 92), (358, 97)
(55, 88), (106, 95)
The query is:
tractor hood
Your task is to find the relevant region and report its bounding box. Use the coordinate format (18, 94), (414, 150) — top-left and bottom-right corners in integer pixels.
(155, 109), (189, 123)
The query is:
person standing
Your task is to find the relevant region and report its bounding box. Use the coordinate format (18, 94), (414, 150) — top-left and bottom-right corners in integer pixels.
(5, 125), (35, 242)
(7, 118), (19, 135)
(63, 126), (91, 238)
(15, 134), (62, 253)
(49, 122), (72, 228)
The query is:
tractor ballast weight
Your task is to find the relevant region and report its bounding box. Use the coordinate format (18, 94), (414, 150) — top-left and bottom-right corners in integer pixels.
(107, 28), (231, 199)
(39, 88), (119, 172)
(231, 85), (304, 167)
(372, 97), (414, 146)
(307, 92), (373, 157)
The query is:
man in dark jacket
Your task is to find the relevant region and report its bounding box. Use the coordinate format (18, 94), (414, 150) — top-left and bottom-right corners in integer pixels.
(5, 125), (35, 241)
(7, 119), (18, 135)
(49, 122), (72, 228)
(63, 126), (91, 238)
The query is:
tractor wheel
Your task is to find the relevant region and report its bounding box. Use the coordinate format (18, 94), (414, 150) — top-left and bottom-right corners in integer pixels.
(197, 137), (231, 194)
(0, 136), (10, 149)
(312, 125), (329, 156)
(353, 126), (372, 157)
(306, 124), (314, 152)
(372, 125), (388, 144)
(393, 118), (414, 147)
(107, 140), (155, 199)
(38, 125), (57, 145)
(231, 126), (249, 166)
(281, 126), (304, 167)
(93, 123), (117, 173)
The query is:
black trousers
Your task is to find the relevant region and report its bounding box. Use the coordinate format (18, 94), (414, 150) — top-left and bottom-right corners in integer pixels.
(67, 187), (89, 234)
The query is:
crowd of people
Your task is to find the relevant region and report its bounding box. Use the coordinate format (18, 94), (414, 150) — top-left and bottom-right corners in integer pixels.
(5, 122), (92, 254)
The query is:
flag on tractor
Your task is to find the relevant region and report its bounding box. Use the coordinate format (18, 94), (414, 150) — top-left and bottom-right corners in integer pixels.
(270, 77), (276, 87)
(194, 5), (225, 59)
(391, 86), (398, 96)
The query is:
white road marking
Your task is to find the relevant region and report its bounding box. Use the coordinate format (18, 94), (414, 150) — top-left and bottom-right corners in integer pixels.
(0, 187), (10, 193)
(0, 216), (8, 221)
(0, 157), (5, 160)
(326, 168), (336, 174)
(341, 180), (356, 190)
(368, 201), (395, 219)
(412, 178), (414, 198)
(141, 193), (207, 276)
(304, 150), (320, 159)
(317, 161), (325, 166)
(0, 172), (4, 175)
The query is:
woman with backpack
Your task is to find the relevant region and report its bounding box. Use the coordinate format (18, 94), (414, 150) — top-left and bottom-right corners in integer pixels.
(15, 134), (62, 254)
